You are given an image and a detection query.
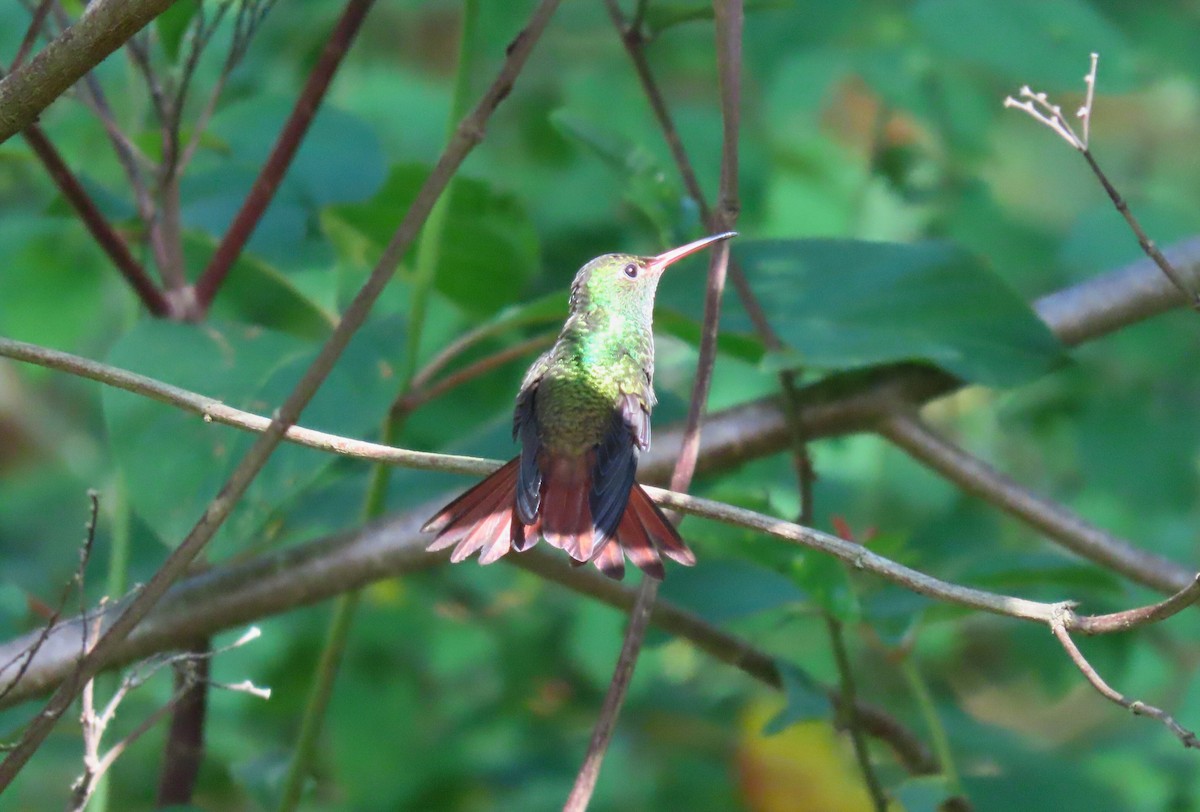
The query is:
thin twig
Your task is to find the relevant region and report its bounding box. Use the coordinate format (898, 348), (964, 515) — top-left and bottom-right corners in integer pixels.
(394, 332), (556, 416)
(0, 0), (564, 790)
(566, 3), (743, 808)
(1050, 613), (1199, 749)
(194, 0), (376, 312)
(0, 492), (99, 704)
(607, 1), (884, 798)
(825, 614), (888, 811)
(1005, 54), (1200, 308)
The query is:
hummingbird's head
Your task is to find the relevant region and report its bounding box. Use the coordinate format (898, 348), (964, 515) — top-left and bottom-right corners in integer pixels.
(569, 232), (736, 320)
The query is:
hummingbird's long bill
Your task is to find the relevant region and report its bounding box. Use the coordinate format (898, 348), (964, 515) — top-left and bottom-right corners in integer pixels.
(646, 231), (737, 273)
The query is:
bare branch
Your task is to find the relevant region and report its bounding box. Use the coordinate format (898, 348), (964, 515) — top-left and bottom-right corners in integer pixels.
(1050, 614), (1199, 749)
(566, 3), (744, 807)
(18, 125), (170, 316)
(1005, 54), (1200, 308)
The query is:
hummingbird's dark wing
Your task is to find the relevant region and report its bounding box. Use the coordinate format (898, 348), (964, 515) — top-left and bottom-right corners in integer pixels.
(590, 393), (647, 540)
(512, 353), (551, 529)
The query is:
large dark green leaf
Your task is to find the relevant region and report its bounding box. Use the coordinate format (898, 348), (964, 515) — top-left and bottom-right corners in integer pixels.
(331, 164), (540, 314)
(727, 239), (1067, 386)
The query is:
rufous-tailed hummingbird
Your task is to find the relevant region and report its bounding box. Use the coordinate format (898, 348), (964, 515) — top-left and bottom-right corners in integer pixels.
(423, 231), (736, 580)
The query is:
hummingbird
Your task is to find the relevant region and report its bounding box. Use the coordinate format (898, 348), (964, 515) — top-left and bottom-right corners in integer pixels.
(423, 232), (736, 580)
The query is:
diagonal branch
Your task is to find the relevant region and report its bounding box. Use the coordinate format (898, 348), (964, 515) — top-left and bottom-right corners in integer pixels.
(0, 0), (178, 144)
(1051, 613), (1199, 748)
(0, 0), (565, 789)
(20, 124), (170, 316)
(193, 0), (376, 312)
(878, 411), (1185, 595)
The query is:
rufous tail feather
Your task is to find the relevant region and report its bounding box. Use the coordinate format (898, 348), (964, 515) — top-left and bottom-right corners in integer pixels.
(424, 460), (697, 580)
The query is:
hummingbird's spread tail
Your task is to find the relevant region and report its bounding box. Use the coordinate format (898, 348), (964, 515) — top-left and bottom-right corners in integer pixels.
(422, 457), (695, 580)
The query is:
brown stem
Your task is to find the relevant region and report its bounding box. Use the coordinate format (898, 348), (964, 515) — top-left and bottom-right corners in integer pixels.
(826, 615), (888, 811)
(1081, 148), (1200, 309)
(0, 0), (564, 790)
(193, 0), (376, 311)
(609, 1), (885, 799)
(21, 124), (170, 316)
(1050, 615), (1199, 749)
(155, 640), (210, 806)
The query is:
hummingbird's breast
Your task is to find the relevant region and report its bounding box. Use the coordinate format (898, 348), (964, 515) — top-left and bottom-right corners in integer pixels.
(535, 320), (654, 455)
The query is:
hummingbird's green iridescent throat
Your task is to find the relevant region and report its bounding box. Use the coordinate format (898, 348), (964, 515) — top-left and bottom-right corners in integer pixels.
(424, 231), (737, 580)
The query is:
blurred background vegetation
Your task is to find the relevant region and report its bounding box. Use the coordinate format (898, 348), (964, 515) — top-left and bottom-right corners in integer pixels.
(1, 0), (1199, 810)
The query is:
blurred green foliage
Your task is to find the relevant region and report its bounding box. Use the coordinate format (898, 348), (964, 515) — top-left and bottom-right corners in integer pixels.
(1, 1), (1199, 810)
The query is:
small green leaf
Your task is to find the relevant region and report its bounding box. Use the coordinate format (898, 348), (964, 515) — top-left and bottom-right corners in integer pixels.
(763, 662), (832, 734)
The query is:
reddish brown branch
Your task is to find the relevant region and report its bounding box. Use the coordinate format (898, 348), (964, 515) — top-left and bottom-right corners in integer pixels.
(155, 640), (210, 807)
(194, 0), (376, 311)
(21, 125), (169, 316)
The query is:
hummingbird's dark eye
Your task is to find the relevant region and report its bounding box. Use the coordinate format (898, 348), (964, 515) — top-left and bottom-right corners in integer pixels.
(623, 263), (639, 279)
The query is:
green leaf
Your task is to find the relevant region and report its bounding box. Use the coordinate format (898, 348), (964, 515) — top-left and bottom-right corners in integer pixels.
(155, 0), (201, 63)
(763, 662), (832, 734)
(550, 110), (696, 245)
(659, 559), (808, 624)
(736, 239), (1067, 386)
(183, 234), (336, 339)
(102, 319), (397, 551)
(333, 165), (540, 314)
